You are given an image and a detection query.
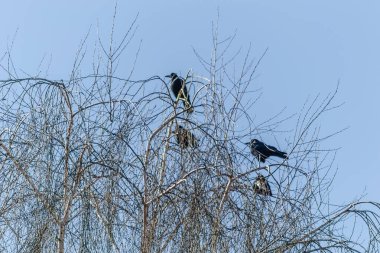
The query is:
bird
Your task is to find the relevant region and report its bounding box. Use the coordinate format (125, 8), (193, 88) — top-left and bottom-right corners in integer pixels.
(245, 139), (288, 163)
(173, 125), (198, 149)
(253, 174), (272, 196)
(165, 73), (194, 113)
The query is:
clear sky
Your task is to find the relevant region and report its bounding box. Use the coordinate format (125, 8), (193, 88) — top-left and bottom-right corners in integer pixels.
(1, 0), (379, 205)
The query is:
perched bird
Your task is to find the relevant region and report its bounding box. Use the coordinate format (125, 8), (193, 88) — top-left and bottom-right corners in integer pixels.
(165, 73), (194, 113)
(174, 125), (198, 149)
(253, 174), (272, 196)
(245, 139), (288, 163)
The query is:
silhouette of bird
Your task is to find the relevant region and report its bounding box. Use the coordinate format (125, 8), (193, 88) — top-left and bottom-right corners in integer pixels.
(245, 139), (288, 163)
(165, 73), (194, 113)
(253, 174), (272, 196)
(174, 125), (198, 149)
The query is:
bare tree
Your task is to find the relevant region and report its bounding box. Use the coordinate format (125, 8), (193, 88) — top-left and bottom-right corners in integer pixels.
(0, 11), (379, 253)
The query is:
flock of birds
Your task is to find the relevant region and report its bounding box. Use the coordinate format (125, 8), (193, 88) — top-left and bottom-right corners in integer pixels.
(166, 73), (288, 197)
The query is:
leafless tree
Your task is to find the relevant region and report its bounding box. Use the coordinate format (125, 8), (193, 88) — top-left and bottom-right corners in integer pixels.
(0, 12), (379, 253)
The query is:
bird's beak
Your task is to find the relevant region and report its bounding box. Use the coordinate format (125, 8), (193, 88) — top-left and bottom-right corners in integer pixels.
(244, 142), (250, 145)
(165, 74), (171, 78)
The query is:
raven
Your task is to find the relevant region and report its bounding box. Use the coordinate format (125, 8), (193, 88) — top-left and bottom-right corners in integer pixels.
(174, 125), (198, 149)
(253, 174), (272, 196)
(165, 73), (194, 113)
(245, 139), (288, 163)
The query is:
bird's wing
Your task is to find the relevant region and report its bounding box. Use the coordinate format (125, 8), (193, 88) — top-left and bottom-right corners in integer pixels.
(191, 134), (199, 147)
(182, 81), (188, 92)
(264, 143), (279, 152)
(265, 181), (272, 196)
(180, 81), (189, 99)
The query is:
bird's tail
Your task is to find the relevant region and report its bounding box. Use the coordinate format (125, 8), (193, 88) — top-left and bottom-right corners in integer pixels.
(277, 151), (288, 160)
(273, 151), (288, 160)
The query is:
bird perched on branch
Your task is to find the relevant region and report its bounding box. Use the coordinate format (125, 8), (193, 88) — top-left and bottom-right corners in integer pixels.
(253, 174), (272, 196)
(165, 73), (194, 113)
(245, 139), (288, 163)
(174, 125), (198, 149)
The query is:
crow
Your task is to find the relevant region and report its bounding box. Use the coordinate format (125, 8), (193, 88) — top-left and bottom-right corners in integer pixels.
(174, 125), (198, 149)
(253, 174), (272, 196)
(165, 73), (194, 113)
(245, 139), (288, 163)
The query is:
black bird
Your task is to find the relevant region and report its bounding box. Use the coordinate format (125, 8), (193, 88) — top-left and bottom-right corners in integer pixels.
(174, 125), (198, 149)
(253, 174), (272, 196)
(245, 139), (288, 163)
(165, 73), (194, 113)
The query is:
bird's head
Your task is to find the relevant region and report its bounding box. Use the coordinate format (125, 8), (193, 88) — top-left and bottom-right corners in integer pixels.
(258, 175), (265, 181)
(244, 139), (258, 145)
(172, 125), (184, 134)
(165, 73), (178, 79)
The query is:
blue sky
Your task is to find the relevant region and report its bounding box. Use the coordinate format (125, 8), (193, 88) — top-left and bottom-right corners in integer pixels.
(1, 0), (379, 204)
